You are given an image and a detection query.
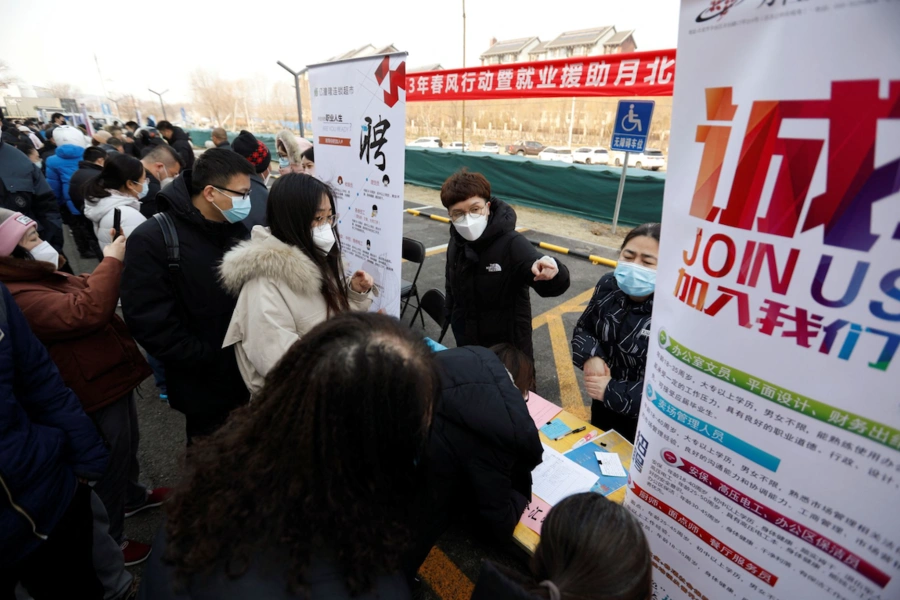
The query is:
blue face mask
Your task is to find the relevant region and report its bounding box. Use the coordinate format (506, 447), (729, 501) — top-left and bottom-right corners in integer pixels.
(614, 261), (656, 297)
(212, 188), (252, 223)
(278, 156), (291, 169)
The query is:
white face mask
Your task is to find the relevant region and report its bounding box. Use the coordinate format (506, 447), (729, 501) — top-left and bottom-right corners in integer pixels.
(312, 224), (336, 253)
(30, 241), (59, 268)
(452, 211), (489, 242)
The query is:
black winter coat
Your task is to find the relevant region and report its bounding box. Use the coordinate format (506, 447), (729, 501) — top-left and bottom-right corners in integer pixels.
(471, 562), (542, 600)
(404, 347), (543, 576)
(138, 170), (163, 218)
(445, 199), (570, 362)
(571, 272), (653, 441)
(245, 173), (269, 229)
(68, 160), (102, 212)
(120, 170), (250, 418)
(140, 525), (411, 600)
(166, 127), (195, 170)
(0, 141), (64, 252)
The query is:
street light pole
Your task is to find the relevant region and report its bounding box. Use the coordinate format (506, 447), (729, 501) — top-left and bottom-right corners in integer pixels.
(277, 61), (307, 138)
(461, 0), (466, 152)
(148, 88), (168, 121)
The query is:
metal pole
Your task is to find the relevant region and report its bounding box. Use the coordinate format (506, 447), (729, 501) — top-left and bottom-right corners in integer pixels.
(612, 151), (629, 234)
(148, 88), (168, 121)
(461, 0), (466, 152)
(277, 62), (306, 138)
(567, 97), (575, 147)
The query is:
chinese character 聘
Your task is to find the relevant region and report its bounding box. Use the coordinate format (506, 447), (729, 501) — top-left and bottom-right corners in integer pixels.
(360, 115), (390, 172)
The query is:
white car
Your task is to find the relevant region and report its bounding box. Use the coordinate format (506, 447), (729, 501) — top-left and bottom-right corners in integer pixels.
(538, 147), (574, 164)
(448, 141), (471, 151)
(573, 147), (610, 165)
(408, 137), (443, 149)
(611, 149), (667, 170)
(480, 141), (501, 154)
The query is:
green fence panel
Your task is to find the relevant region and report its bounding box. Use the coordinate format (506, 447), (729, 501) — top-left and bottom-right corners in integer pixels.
(404, 148), (665, 227)
(188, 129), (280, 155)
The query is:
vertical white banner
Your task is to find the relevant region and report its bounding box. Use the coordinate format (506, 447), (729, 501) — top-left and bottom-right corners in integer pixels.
(307, 53), (408, 316)
(629, 2), (900, 600)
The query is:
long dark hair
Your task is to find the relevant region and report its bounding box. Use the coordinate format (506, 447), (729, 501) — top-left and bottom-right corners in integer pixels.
(83, 153), (144, 201)
(529, 493), (652, 600)
(490, 343), (535, 396)
(267, 173), (349, 314)
(162, 313), (440, 595)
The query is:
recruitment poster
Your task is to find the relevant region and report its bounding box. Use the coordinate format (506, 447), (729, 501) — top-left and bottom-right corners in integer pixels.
(626, 2), (900, 600)
(307, 52), (408, 316)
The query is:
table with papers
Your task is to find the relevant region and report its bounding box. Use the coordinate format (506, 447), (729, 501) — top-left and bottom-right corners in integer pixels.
(514, 393), (635, 554)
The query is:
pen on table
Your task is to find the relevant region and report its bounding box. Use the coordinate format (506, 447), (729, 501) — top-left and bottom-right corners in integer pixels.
(570, 429), (601, 449)
(554, 426), (586, 441)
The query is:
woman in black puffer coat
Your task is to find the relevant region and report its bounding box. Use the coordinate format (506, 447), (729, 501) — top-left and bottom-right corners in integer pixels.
(404, 345), (543, 578)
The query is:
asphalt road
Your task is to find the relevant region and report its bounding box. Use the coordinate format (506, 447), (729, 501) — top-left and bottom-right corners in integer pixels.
(63, 195), (617, 597)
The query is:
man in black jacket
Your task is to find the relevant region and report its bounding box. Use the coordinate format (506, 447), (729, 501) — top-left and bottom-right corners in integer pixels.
(120, 149), (254, 443)
(404, 346), (543, 578)
(138, 144), (183, 218)
(156, 121), (194, 170)
(68, 146), (107, 258)
(442, 170), (570, 363)
(0, 139), (64, 254)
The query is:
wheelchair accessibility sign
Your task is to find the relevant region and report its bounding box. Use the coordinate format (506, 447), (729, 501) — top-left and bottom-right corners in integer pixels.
(611, 100), (654, 153)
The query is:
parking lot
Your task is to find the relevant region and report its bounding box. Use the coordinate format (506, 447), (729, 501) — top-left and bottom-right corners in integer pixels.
(67, 195), (618, 597)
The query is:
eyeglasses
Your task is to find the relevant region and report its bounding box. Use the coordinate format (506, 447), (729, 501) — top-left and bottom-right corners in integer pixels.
(213, 186), (251, 201)
(313, 214), (337, 227)
(449, 204), (487, 223)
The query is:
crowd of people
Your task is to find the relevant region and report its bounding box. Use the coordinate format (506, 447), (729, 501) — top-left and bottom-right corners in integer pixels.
(1, 111), (658, 599)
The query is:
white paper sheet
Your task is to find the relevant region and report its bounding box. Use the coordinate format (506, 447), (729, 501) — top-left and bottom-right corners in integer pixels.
(532, 443), (599, 506)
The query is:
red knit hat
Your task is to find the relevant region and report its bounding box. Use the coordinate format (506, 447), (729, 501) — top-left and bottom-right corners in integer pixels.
(231, 130), (271, 174)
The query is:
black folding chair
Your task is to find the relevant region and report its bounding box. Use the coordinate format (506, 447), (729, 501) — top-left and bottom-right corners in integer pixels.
(401, 237), (426, 323)
(411, 288), (450, 343)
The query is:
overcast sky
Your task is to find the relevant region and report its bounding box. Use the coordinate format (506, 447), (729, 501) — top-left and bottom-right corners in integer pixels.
(1, 0), (679, 103)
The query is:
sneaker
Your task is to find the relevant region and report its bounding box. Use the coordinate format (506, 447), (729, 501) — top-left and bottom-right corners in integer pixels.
(121, 539), (151, 566)
(125, 487), (172, 518)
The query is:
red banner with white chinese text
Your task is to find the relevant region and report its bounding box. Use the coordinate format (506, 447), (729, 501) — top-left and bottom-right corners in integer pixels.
(405, 48), (676, 102)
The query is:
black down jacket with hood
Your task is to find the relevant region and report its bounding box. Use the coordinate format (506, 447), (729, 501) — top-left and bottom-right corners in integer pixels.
(445, 198), (570, 362)
(120, 170), (250, 419)
(404, 346), (543, 576)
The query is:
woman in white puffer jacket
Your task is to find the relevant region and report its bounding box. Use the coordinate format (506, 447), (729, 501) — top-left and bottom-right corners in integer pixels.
(82, 153), (148, 249)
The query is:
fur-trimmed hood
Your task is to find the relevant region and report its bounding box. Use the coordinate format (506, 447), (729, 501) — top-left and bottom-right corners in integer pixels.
(219, 225), (322, 297)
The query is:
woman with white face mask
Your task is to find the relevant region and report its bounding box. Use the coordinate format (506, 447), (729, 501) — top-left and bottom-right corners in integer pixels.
(0, 207), (159, 565)
(571, 222), (661, 442)
(442, 169), (571, 367)
(82, 153), (148, 250)
(220, 173), (377, 396)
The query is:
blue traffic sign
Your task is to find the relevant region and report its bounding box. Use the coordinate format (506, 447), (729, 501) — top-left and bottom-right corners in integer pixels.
(101, 103), (111, 115)
(611, 100), (655, 153)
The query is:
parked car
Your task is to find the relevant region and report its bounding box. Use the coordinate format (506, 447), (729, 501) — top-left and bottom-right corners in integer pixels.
(537, 147), (574, 164)
(481, 141), (501, 154)
(448, 141), (471, 151)
(408, 137), (443, 148)
(506, 140), (544, 156)
(573, 147), (610, 165)
(610, 149), (667, 170)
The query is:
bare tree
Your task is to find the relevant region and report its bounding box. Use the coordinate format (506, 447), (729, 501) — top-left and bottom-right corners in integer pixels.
(189, 69), (235, 127)
(46, 81), (80, 99)
(0, 60), (15, 87)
